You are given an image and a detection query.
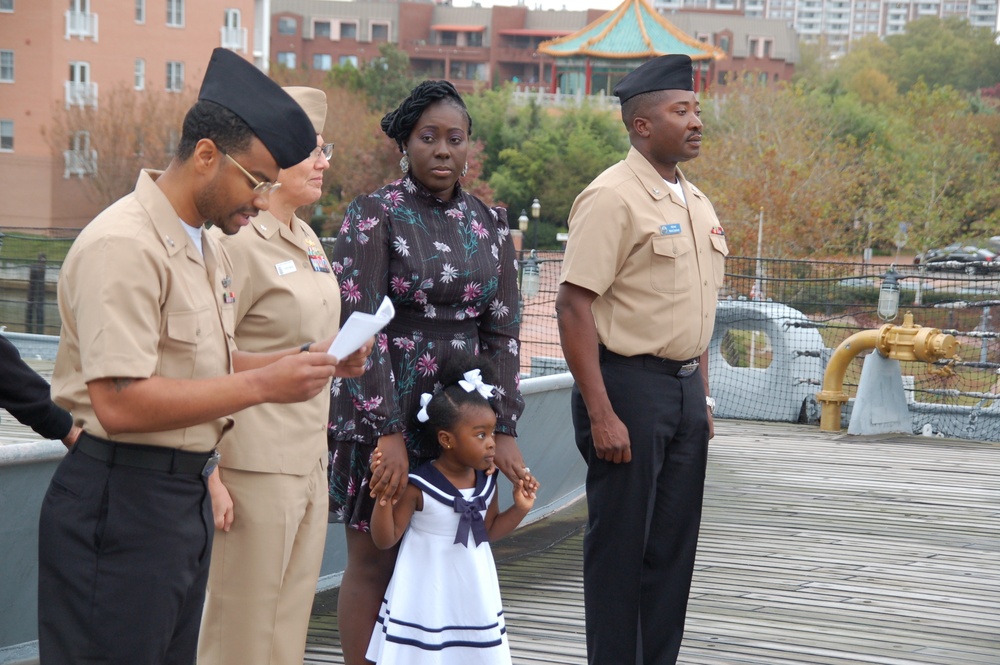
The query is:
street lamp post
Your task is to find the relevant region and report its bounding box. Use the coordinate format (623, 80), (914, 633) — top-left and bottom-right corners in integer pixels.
(521, 249), (541, 300)
(530, 198), (540, 249)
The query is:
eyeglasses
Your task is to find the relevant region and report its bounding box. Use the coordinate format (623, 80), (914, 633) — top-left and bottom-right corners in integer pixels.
(312, 143), (335, 161)
(222, 151), (281, 195)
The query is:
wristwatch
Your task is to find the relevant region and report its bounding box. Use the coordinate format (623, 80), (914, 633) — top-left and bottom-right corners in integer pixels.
(705, 396), (716, 413)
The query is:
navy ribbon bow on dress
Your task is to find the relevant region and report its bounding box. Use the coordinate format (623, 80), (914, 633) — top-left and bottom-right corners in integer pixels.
(453, 495), (489, 547)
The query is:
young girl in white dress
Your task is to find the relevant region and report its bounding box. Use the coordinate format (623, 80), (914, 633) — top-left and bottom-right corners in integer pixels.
(366, 356), (539, 665)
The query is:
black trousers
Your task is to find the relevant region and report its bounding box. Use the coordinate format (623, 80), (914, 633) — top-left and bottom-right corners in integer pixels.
(572, 360), (709, 665)
(38, 441), (214, 665)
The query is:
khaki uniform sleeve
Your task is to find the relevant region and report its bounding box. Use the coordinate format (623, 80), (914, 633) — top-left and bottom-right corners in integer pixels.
(560, 182), (634, 298)
(73, 234), (166, 382)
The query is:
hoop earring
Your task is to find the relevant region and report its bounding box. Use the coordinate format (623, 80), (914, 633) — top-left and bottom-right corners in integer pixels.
(399, 153), (410, 173)
(461, 162), (468, 178)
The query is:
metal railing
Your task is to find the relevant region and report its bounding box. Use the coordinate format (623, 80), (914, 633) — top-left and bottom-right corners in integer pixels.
(220, 26), (247, 52)
(64, 80), (98, 108)
(65, 10), (98, 40)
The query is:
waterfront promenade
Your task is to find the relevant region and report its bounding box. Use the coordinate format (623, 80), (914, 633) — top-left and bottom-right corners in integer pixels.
(304, 419), (1000, 665)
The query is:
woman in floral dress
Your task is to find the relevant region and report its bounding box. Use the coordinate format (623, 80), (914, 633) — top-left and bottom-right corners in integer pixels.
(327, 80), (533, 665)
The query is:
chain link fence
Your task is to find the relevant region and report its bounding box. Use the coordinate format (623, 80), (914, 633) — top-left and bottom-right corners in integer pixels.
(8, 233), (1000, 441)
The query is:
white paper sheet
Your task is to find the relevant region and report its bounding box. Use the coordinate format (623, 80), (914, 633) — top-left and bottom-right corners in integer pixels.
(328, 296), (395, 360)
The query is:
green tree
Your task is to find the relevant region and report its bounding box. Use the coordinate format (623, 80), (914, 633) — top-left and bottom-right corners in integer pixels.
(693, 80), (866, 258)
(873, 83), (1000, 256)
(354, 43), (421, 114)
(488, 104), (627, 247)
(885, 17), (1000, 93)
(464, 86), (543, 176)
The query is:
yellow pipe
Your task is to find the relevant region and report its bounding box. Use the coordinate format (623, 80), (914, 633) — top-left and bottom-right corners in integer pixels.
(817, 312), (959, 432)
(817, 329), (880, 432)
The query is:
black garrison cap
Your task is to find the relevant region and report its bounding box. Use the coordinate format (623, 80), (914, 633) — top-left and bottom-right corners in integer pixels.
(613, 54), (694, 103)
(198, 48), (315, 169)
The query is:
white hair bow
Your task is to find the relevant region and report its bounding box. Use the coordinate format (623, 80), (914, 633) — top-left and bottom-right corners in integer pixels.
(416, 392), (433, 423)
(458, 369), (495, 399)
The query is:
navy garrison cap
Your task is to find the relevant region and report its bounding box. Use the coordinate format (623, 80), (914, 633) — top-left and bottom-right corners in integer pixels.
(198, 48), (315, 169)
(613, 54), (694, 103)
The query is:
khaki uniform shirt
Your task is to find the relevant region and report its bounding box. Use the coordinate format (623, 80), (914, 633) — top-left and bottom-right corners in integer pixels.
(559, 147), (729, 361)
(213, 212), (341, 475)
(53, 170), (237, 452)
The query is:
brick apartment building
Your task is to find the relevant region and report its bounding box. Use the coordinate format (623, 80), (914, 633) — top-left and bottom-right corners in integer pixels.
(0, 0), (265, 231)
(270, 0), (612, 94)
(270, 0), (797, 95)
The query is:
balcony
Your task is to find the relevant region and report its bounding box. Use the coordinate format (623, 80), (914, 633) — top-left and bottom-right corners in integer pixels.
(220, 26), (247, 52)
(63, 149), (98, 178)
(491, 46), (546, 64)
(403, 40), (489, 60)
(65, 10), (98, 41)
(65, 81), (98, 109)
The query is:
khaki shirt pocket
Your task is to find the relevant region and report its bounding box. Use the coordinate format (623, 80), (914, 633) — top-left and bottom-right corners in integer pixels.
(163, 307), (211, 379)
(650, 235), (694, 293)
(710, 234), (730, 289)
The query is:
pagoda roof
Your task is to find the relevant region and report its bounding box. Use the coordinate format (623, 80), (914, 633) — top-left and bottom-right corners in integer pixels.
(538, 0), (724, 61)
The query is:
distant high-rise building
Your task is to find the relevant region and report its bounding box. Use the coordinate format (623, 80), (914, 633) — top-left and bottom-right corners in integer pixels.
(655, 0), (998, 54)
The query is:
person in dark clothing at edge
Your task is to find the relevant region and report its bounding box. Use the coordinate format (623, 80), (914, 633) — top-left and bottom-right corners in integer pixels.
(0, 334), (81, 446)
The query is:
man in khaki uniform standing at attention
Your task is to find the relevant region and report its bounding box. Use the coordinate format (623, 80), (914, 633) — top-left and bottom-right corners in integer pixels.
(38, 49), (369, 665)
(556, 54), (728, 665)
(198, 87), (340, 665)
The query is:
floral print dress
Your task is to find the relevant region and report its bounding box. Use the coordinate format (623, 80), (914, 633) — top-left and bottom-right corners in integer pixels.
(328, 176), (524, 530)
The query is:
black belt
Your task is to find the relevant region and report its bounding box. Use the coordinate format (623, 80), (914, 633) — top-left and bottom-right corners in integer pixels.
(75, 432), (220, 478)
(598, 345), (700, 378)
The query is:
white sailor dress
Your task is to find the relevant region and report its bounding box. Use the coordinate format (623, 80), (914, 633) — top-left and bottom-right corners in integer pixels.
(366, 461), (511, 665)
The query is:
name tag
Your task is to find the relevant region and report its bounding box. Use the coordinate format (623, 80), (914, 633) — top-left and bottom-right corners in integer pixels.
(275, 260), (297, 276)
(660, 224), (682, 236)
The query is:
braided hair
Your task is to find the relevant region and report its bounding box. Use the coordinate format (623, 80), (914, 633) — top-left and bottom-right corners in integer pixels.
(416, 353), (497, 457)
(380, 80), (473, 154)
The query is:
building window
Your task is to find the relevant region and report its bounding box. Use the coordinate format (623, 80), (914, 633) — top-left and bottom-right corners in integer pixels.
(66, 0), (97, 40)
(467, 31), (483, 47)
(65, 131), (97, 178)
(0, 120), (12, 151)
(749, 38), (759, 57)
(0, 0), (12, 12)
(66, 61), (96, 108)
(166, 0), (183, 27)
(763, 39), (773, 58)
(278, 17), (296, 35)
(135, 0), (144, 23)
(340, 22), (357, 39)
(717, 70), (728, 85)
(719, 35), (730, 52)
(166, 61), (184, 92)
(134, 58), (145, 90)
(222, 8), (246, 51)
(372, 23), (389, 41)
(277, 52), (296, 68)
(339, 55), (358, 68)
(313, 54), (332, 70)
(0, 50), (12, 82)
(314, 20), (331, 38)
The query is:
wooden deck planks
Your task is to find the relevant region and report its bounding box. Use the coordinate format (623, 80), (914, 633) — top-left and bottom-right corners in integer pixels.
(305, 419), (1000, 664)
